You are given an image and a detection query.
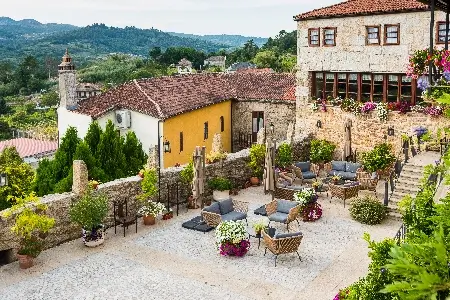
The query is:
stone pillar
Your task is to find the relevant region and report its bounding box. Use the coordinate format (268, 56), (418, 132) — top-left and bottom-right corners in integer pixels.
(211, 133), (224, 153)
(146, 145), (159, 170)
(72, 160), (88, 195)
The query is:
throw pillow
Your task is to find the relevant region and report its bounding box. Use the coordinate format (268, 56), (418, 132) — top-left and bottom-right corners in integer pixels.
(219, 198), (234, 215)
(295, 161), (311, 173)
(277, 199), (298, 214)
(345, 162), (362, 173)
(203, 202), (221, 214)
(331, 161), (346, 172)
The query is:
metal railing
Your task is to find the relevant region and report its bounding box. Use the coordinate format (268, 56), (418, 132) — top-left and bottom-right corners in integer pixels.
(394, 223), (408, 245)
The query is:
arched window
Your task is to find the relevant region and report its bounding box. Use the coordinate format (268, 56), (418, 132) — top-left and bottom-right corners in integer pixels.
(220, 116), (224, 132)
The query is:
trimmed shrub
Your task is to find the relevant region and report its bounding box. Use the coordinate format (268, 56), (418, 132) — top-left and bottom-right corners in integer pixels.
(350, 196), (387, 225)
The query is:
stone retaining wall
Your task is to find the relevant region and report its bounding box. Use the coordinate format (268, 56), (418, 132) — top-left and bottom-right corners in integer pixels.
(0, 149), (254, 257)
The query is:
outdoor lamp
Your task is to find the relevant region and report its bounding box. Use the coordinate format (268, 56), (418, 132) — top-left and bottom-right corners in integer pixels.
(269, 122), (275, 134)
(0, 173), (7, 187)
(316, 120), (322, 129)
(387, 126), (394, 136)
(163, 140), (171, 153)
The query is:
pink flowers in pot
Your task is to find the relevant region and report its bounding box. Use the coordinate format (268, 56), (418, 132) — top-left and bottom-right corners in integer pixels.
(423, 106), (443, 117)
(361, 102), (376, 113)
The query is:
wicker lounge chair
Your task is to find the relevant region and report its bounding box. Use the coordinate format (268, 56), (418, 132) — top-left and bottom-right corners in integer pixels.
(201, 198), (248, 227)
(262, 229), (303, 266)
(265, 199), (300, 231)
(356, 168), (378, 193)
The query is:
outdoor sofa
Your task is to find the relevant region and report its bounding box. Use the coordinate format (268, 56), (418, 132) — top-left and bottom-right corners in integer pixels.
(325, 161), (361, 181)
(201, 198), (248, 227)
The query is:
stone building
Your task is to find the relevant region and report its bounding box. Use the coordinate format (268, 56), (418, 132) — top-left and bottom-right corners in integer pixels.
(226, 62), (257, 74)
(176, 58), (193, 74)
(204, 56), (226, 70)
(76, 83), (102, 100)
(293, 0), (450, 155)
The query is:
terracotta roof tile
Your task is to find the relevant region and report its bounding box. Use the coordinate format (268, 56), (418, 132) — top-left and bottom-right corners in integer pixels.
(0, 138), (58, 158)
(294, 0), (429, 21)
(75, 73), (296, 120)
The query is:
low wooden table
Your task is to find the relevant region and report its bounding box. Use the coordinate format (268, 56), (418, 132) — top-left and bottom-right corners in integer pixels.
(328, 183), (359, 207)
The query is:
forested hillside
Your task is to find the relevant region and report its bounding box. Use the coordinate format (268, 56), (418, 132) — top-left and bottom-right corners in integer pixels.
(168, 32), (268, 48)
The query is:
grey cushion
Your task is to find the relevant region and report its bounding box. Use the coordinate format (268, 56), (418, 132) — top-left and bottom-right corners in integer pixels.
(345, 162), (362, 173)
(331, 161), (347, 172)
(276, 199), (298, 214)
(219, 199), (234, 215)
(328, 171), (345, 177)
(285, 185), (303, 191)
(268, 212), (288, 223)
(275, 232), (303, 239)
(295, 161), (311, 172)
(221, 211), (247, 222)
(340, 172), (357, 180)
(302, 171), (317, 179)
(203, 202), (220, 214)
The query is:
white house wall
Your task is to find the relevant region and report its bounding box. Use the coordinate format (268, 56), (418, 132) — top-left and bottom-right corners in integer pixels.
(57, 107), (93, 142)
(96, 110), (160, 154)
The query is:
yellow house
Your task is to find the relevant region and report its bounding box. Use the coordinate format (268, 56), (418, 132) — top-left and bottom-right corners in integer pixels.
(163, 100), (231, 167)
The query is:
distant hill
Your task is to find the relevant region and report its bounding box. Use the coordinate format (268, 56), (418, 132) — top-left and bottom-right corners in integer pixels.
(168, 32), (268, 48)
(0, 18), (231, 64)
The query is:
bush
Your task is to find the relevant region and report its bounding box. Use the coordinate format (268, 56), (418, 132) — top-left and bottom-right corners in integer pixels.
(208, 177), (232, 191)
(69, 188), (109, 231)
(180, 161), (194, 185)
(361, 143), (396, 173)
(248, 144), (266, 178)
(276, 142), (292, 168)
(310, 139), (336, 163)
(350, 196), (387, 225)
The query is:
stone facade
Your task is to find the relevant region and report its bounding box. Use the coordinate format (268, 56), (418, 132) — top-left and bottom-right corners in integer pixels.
(232, 100), (295, 151)
(0, 149), (256, 257)
(297, 106), (450, 159)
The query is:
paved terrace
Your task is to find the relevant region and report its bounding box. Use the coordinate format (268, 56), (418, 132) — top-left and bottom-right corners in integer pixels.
(0, 186), (400, 300)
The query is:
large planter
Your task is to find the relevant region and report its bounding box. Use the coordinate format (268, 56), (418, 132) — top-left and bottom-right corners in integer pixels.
(16, 254), (34, 269)
(219, 240), (250, 257)
(213, 190), (230, 202)
(143, 215), (156, 225)
(250, 177), (260, 186)
(82, 225), (105, 247)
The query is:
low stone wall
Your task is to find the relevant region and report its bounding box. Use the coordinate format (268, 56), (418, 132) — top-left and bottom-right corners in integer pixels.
(296, 105), (450, 159)
(0, 149), (254, 256)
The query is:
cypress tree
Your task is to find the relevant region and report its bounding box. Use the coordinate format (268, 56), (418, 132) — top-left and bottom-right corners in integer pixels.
(122, 131), (148, 176)
(53, 126), (81, 182)
(84, 121), (103, 158)
(97, 120), (125, 181)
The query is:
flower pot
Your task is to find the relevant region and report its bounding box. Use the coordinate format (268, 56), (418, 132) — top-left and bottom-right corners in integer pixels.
(138, 172), (144, 178)
(255, 229), (262, 236)
(92, 183), (98, 190)
(187, 196), (198, 209)
(250, 177), (260, 186)
(82, 226), (105, 247)
(213, 190), (230, 202)
(143, 215), (156, 226)
(16, 254), (34, 269)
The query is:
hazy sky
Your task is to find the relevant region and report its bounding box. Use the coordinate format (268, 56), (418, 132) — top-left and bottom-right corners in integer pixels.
(2, 0), (342, 37)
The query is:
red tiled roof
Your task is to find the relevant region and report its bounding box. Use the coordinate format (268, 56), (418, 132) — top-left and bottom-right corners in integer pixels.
(0, 138), (58, 158)
(236, 68), (275, 74)
(294, 0), (429, 21)
(75, 73), (296, 120)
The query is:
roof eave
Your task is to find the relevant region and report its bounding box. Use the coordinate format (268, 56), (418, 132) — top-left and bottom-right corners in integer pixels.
(293, 8), (430, 21)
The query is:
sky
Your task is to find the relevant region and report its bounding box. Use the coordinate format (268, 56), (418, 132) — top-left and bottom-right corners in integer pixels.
(1, 0), (342, 37)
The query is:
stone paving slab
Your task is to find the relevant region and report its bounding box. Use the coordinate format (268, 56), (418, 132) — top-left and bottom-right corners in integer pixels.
(0, 186), (401, 300)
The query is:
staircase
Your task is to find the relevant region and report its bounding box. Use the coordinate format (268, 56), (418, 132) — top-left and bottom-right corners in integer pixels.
(387, 151), (441, 219)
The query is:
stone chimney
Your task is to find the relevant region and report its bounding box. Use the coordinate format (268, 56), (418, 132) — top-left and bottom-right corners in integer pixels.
(58, 49), (77, 110)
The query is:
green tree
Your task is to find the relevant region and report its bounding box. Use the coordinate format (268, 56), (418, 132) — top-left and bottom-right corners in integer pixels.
(0, 97), (9, 114)
(52, 126), (81, 182)
(97, 120), (126, 180)
(0, 146), (34, 210)
(84, 121), (103, 157)
(33, 158), (56, 196)
(122, 131), (148, 176)
(40, 91), (59, 107)
(252, 50), (279, 69)
(279, 54), (297, 73)
(73, 141), (107, 182)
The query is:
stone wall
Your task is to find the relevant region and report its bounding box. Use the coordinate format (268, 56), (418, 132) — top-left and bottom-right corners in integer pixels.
(0, 149), (254, 256)
(232, 100), (295, 151)
(296, 105), (450, 159)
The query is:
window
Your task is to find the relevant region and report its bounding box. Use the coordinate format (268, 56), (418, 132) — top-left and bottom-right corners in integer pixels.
(204, 122), (208, 140)
(384, 24), (400, 45)
(179, 132), (183, 152)
(220, 116), (224, 132)
(373, 74), (384, 102)
(387, 75), (399, 102)
(437, 22), (450, 44)
(325, 73), (335, 98)
(366, 26), (380, 45)
(314, 73), (324, 99)
(348, 74), (358, 100)
(308, 28), (320, 46)
(361, 74), (372, 102)
(401, 76), (412, 103)
(337, 74), (347, 98)
(252, 111), (264, 143)
(323, 28), (336, 46)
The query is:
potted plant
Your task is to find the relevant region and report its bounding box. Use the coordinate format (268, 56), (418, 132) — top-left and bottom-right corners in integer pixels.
(208, 177), (232, 201)
(361, 143), (396, 178)
(215, 220), (250, 257)
(252, 218), (268, 236)
(180, 161), (196, 208)
(1, 193), (55, 269)
(162, 208), (173, 220)
(293, 188), (322, 222)
(276, 142), (293, 170)
(312, 180), (323, 192)
(69, 188), (108, 247)
(248, 144), (266, 186)
(88, 180), (100, 190)
(138, 200), (166, 225)
(310, 139), (336, 167)
(331, 173), (342, 184)
(138, 169), (145, 178)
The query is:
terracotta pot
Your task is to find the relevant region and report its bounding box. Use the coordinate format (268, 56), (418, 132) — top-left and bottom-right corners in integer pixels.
(138, 172), (144, 178)
(187, 196), (198, 209)
(92, 184), (98, 190)
(255, 229), (262, 236)
(250, 177), (260, 186)
(16, 254), (34, 269)
(143, 215), (156, 225)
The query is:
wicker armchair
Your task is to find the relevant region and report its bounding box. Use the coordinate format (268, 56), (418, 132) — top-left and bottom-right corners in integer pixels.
(290, 162), (317, 184)
(356, 168), (378, 193)
(262, 229), (303, 266)
(329, 183), (359, 207)
(266, 200), (300, 231)
(201, 199), (248, 227)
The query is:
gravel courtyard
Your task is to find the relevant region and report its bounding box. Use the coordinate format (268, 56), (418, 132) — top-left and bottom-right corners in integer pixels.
(0, 186), (400, 300)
